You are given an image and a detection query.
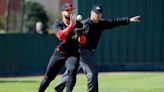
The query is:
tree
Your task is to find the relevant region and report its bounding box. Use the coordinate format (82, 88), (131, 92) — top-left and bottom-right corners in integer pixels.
(23, 1), (48, 33)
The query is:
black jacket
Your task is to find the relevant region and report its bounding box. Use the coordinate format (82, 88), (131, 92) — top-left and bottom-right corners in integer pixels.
(81, 17), (130, 50)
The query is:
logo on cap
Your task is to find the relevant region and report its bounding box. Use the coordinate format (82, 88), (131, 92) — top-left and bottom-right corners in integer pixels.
(96, 6), (101, 10)
(92, 5), (102, 13)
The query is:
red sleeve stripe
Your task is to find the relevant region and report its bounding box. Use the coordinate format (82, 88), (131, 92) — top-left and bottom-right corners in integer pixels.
(56, 26), (73, 41)
(56, 31), (66, 41)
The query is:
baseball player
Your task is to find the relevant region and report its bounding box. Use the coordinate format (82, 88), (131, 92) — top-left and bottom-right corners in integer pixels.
(38, 3), (85, 92)
(54, 5), (140, 92)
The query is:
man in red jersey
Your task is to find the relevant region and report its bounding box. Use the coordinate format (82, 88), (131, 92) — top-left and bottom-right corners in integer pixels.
(38, 3), (86, 92)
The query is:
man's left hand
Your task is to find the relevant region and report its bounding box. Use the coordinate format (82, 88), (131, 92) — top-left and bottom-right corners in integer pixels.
(130, 15), (141, 23)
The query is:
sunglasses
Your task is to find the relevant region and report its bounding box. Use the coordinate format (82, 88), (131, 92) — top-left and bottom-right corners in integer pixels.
(64, 8), (75, 12)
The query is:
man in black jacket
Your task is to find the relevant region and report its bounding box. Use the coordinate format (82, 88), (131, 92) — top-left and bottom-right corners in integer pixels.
(54, 5), (140, 92)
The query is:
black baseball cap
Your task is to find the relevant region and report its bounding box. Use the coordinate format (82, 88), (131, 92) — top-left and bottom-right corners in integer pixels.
(92, 5), (102, 13)
(60, 3), (74, 11)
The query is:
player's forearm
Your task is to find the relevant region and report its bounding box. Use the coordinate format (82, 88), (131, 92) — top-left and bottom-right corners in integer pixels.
(63, 25), (74, 36)
(56, 25), (73, 41)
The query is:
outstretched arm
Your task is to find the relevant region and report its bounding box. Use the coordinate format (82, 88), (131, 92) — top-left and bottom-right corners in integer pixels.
(103, 15), (141, 29)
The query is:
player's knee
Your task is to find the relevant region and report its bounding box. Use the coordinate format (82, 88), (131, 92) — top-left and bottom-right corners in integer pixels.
(43, 75), (53, 82)
(87, 71), (98, 79)
(67, 67), (77, 74)
(67, 64), (79, 74)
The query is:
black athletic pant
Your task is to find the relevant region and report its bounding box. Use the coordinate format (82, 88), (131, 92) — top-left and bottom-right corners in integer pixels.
(55, 48), (98, 92)
(38, 51), (79, 92)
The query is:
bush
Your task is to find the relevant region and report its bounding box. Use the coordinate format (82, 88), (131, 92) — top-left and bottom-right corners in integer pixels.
(23, 1), (49, 33)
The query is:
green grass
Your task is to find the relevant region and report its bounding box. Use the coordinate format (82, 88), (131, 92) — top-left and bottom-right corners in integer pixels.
(0, 72), (164, 92)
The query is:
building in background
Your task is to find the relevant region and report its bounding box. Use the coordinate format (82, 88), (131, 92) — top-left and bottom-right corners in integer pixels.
(27, 0), (73, 12)
(26, 0), (73, 34)
(0, 0), (7, 16)
(26, 0), (59, 13)
(0, 0), (24, 33)
(0, 0), (6, 33)
(29, 0), (73, 23)
(0, 0), (74, 34)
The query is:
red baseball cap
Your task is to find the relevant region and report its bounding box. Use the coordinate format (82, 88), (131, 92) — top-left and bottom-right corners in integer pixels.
(60, 3), (74, 11)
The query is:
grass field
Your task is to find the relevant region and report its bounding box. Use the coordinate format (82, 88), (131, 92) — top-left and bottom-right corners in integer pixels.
(0, 72), (164, 92)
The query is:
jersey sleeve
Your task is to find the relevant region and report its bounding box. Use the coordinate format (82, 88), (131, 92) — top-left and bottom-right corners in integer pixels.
(102, 17), (130, 29)
(52, 22), (73, 42)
